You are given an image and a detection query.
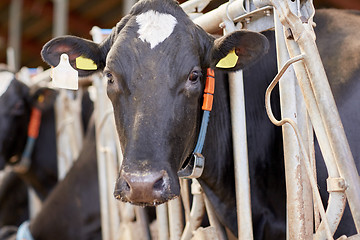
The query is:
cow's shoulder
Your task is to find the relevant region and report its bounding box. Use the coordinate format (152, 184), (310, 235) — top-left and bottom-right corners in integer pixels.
(315, 9), (360, 97)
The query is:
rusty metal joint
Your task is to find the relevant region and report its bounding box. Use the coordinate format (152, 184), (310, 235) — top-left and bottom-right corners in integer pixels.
(327, 177), (348, 192)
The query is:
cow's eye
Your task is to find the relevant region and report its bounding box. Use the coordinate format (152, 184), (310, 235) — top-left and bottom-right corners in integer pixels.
(188, 70), (201, 83)
(106, 72), (114, 84)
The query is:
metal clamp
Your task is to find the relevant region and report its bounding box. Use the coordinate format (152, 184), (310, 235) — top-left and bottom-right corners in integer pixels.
(327, 177), (348, 192)
(177, 153), (205, 179)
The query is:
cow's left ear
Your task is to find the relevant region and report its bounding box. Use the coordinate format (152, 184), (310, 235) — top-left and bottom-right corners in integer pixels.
(41, 36), (105, 77)
(210, 30), (269, 71)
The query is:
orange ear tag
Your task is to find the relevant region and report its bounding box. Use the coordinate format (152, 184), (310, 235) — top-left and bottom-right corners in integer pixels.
(51, 53), (78, 90)
(216, 49), (239, 68)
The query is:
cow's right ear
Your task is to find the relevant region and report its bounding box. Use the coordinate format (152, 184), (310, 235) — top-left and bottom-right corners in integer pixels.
(210, 30), (269, 71)
(41, 36), (106, 77)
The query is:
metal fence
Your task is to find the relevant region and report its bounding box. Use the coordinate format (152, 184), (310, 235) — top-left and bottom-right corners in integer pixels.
(3, 0), (360, 239)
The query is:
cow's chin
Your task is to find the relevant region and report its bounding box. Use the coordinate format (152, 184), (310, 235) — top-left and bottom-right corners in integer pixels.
(114, 193), (180, 207)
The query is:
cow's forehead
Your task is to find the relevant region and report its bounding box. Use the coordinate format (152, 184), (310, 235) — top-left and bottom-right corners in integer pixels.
(0, 72), (14, 97)
(136, 10), (178, 49)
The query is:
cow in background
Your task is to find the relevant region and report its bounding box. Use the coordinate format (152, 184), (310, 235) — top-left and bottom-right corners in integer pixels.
(0, 67), (58, 200)
(41, 0), (360, 239)
(0, 122), (101, 240)
(0, 66), (94, 230)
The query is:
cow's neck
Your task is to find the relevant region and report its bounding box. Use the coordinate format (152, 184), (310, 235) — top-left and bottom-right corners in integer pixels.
(19, 106), (58, 200)
(198, 70), (238, 234)
(198, 31), (281, 236)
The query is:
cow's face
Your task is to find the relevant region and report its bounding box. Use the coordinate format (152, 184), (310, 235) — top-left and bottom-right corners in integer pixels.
(0, 72), (30, 169)
(41, 0), (269, 206)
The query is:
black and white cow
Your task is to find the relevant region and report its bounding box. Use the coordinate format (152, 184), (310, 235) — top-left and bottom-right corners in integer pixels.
(0, 67), (96, 233)
(41, 0), (360, 238)
(0, 123), (101, 240)
(0, 68), (58, 200)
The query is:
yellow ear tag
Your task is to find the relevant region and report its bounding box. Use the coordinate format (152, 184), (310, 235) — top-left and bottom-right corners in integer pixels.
(215, 49), (239, 68)
(75, 56), (98, 70)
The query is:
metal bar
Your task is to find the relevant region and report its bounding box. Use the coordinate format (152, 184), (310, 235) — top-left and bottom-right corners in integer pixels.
(93, 73), (122, 240)
(8, 0), (22, 71)
(264, 54), (334, 239)
(156, 203), (169, 240)
(221, 18), (254, 240)
(193, 0), (246, 33)
(271, 0), (360, 232)
(180, 179), (191, 223)
(180, 179), (205, 240)
(203, 194), (227, 240)
(28, 187), (42, 219)
(168, 198), (183, 240)
(284, 27), (346, 239)
(55, 89), (84, 179)
(123, 0), (138, 15)
(274, 7), (313, 239)
(53, 0), (68, 37)
(228, 70), (254, 240)
(135, 207), (151, 240)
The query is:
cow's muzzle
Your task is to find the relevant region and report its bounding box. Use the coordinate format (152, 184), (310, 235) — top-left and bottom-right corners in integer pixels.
(114, 169), (179, 206)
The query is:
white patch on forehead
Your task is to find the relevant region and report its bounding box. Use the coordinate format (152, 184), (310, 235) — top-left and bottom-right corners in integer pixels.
(0, 72), (14, 97)
(136, 10), (177, 49)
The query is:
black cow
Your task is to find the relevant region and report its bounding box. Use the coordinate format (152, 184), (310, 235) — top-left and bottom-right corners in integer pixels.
(0, 123), (101, 240)
(41, 0), (360, 238)
(0, 69), (58, 200)
(0, 68), (94, 231)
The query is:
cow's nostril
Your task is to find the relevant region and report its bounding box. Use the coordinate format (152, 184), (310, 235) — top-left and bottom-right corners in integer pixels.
(153, 177), (164, 191)
(124, 181), (131, 191)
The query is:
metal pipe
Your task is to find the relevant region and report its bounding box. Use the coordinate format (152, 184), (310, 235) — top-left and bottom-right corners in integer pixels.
(222, 18), (254, 240)
(93, 73), (122, 240)
(193, 0), (246, 33)
(264, 54), (334, 239)
(55, 89), (84, 179)
(135, 207), (151, 240)
(168, 198), (183, 240)
(284, 27), (346, 239)
(274, 7), (313, 239)
(8, 0), (22, 71)
(228, 70), (254, 240)
(180, 179), (191, 223)
(271, 0), (360, 231)
(123, 0), (138, 15)
(156, 204), (169, 240)
(53, 0), (68, 37)
(203, 194), (227, 240)
(180, 180), (205, 240)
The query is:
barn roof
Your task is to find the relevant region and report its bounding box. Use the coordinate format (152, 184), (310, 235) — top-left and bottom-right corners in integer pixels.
(0, 0), (359, 69)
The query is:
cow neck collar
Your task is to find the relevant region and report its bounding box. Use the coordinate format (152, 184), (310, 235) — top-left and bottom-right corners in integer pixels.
(11, 107), (42, 174)
(178, 68), (215, 179)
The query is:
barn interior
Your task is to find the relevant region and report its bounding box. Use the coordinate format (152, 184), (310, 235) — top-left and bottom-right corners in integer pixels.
(1, 0), (360, 240)
(0, 0), (359, 70)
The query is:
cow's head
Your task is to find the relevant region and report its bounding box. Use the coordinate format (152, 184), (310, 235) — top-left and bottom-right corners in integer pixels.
(0, 69), (57, 171)
(41, 0), (268, 206)
(0, 70), (29, 170)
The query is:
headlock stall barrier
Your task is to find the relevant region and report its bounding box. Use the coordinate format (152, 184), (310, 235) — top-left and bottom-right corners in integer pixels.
(11, 0), (360, 239)
(87, 0), (360, 239)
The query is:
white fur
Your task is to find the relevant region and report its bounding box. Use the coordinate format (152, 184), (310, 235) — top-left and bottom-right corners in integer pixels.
(136, 10), (177, 49)
(0, 72), (14, 97)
